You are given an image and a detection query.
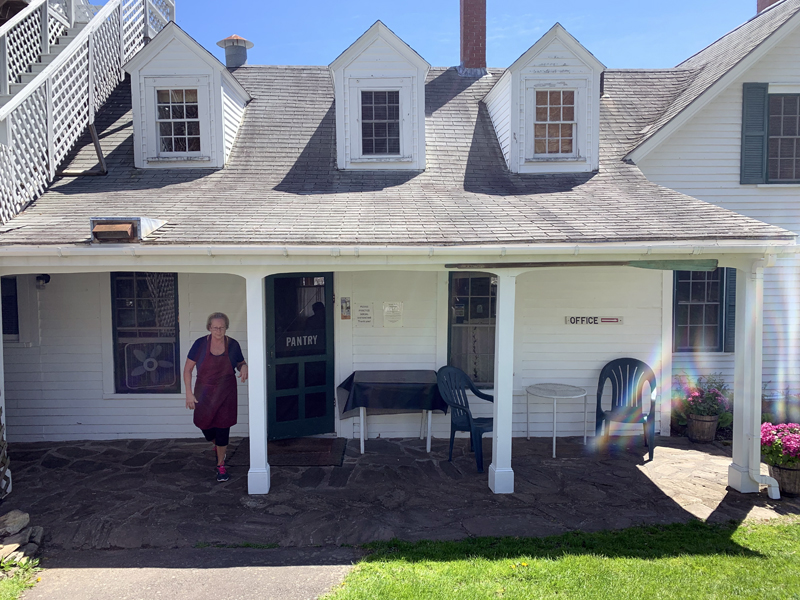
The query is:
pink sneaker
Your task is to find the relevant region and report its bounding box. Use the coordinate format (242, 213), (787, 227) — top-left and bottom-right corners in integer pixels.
(216, 463), (229, 482)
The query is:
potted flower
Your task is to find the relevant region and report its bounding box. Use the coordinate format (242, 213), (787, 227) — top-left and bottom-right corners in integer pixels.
(761, 422), (800, 497)
(674, 374), (732, 443)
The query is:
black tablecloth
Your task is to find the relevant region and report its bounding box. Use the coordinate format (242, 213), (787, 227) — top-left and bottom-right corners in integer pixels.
(337, 370), (448, 416)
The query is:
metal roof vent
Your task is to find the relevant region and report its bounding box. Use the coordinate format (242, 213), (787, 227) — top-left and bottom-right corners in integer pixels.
(90, 217), (166, 243)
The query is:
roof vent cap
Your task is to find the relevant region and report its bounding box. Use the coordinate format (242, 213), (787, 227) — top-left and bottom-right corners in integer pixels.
(216, 34), (254, 68)
(90, 217), (166, 243)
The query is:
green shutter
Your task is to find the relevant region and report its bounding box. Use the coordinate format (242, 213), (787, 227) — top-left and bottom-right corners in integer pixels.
(740, 83), (769, 184)
(723, 268), (737, 353)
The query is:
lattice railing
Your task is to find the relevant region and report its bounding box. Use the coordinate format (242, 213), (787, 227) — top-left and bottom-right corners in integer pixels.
(0, 0), (175, 224)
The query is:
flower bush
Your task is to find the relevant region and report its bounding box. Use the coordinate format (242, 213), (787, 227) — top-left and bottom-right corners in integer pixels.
(761, 422), (800, 468)
(673, 373), (733, 428)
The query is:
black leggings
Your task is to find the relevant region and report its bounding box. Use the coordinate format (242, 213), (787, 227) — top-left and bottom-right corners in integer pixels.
(201, 427), (230, 447)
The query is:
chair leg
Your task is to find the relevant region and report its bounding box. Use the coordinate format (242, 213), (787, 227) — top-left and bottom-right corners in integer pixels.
(649, 419), (656, 462)
(469, 431), (475, 453)
(642, 421), (649, 448)
(474, 431), (484, 473)
(448, 427), (456, 462)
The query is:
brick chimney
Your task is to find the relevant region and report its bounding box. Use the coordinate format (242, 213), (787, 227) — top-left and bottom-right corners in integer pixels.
(758, 0), (782, 12)
(458, 0), (487, 77)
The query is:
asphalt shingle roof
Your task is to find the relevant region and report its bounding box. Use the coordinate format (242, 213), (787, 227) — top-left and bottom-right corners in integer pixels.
(0, 62), (793, 247)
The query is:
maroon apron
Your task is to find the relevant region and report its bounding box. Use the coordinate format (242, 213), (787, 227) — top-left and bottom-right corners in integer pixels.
(193, 335), (238, 430)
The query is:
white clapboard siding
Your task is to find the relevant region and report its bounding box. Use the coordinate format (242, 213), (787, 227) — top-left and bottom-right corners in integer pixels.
(346, 267), (664, 441)
(638, 29), (800, 393)
(221, 77), (247, 162)
(4, 273), (250, 442)
(484, 71), (512, 167)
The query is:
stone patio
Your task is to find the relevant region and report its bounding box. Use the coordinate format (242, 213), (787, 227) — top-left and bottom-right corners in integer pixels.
(2, 435), (798, 550)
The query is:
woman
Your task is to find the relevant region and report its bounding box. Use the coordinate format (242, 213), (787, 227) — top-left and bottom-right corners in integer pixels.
(184, 312), (248, 482)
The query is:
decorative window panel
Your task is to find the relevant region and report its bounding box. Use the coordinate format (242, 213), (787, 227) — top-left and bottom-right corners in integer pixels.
(448, 272), (496, 385)
(767, 94), (800, 182)
(361, 91), (400, 155)
(156, 89), (201, 153)
(534, 90), (575, 155)
(111, 272), (180, 393)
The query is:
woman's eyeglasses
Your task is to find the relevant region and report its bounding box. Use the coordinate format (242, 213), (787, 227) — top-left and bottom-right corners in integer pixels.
(210, 326), (227, 332)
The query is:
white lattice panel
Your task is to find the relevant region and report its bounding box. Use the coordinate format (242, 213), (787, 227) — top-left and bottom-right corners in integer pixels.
(92, 9), (123, 111)
(48, 14), (68, 48)
(147, 0), (170, 33)
(6, 10), (42, 85)
(3, 86), (49, 219)
(121, 0), (145, 63)
(51, 40), (89, 167)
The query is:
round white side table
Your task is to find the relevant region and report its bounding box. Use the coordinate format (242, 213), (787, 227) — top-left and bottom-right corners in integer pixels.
(526, 383), (589, 458)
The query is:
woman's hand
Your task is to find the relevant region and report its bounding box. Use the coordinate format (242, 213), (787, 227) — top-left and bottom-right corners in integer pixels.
(185, 393), (197, 410)
(239, 363), (249, 383)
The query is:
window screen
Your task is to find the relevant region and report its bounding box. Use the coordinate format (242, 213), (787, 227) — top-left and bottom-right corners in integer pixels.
(361, 91), (400, 155)
(448, 272), (496, 385)
(1, 277), (19, 338)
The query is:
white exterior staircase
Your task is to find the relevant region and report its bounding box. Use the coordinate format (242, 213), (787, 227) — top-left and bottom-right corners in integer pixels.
(0, 0), (175, 224)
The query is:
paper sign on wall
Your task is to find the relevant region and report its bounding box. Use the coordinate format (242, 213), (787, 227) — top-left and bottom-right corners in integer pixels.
(355, 303), (373, 327)
(340, 297), (351, 320)
(383, 302), (404, 328)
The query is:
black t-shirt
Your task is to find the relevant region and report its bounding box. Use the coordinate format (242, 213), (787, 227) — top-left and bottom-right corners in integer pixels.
(187, 336), (245, 373)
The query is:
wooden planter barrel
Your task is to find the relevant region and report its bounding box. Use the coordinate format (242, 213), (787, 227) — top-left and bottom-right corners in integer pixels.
(687, 414), (718, 443)
(768, 464), (800, 498)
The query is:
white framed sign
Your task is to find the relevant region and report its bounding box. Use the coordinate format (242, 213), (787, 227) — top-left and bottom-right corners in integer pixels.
(564, 316), (624, 325)
(355, 303), (373, 327)
(383, 302), (404, 328)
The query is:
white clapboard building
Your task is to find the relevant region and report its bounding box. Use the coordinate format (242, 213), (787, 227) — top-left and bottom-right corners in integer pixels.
(0, 0), (798, 497)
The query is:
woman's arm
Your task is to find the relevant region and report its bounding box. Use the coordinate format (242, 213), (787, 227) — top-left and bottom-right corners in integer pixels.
(238, 361), (248, 383)
(184, 358), (197, 409)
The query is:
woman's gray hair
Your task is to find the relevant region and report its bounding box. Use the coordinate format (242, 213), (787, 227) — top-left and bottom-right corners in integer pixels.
(206, 312), (230, 331)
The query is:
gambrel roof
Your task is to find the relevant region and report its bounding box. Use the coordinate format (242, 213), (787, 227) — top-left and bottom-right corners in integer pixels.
(0, 64), (792, 247)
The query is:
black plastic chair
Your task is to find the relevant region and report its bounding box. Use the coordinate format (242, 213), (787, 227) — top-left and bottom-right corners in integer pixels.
(595, 358), (657, 461)
(436, 366), (494, 472)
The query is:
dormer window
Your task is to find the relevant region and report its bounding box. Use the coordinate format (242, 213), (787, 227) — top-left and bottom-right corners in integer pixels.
(329, 21), (430, 171)
(533, 90), (575, 156)
(361, 91), (400, 155)
(157, 89), (201, 154)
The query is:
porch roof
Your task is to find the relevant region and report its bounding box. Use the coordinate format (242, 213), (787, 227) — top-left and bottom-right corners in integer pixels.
(0, 66), (794, 248)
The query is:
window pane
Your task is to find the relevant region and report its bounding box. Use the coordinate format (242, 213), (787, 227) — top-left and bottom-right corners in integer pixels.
(1, 277), (19, 336)
(188, 137), (201, 152)
(112, 273), (179, 393)
(170, 89), (183, 102)
(185, 105), (199, 119)
(184, 89), (198, 103)
(768, 94), (800, 180)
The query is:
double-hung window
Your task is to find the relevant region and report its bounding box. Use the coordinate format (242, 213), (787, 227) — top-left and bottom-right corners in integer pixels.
(448, 272), (496, 385)
(673, 268), (736, 353)
(741, 83), (800, 183)
(111, 272), (180, 393)
(533, 90), (576, 156)
(361, 91), (400, 155)
(1, 277), (19, 342)
(156, 89), (201, 154)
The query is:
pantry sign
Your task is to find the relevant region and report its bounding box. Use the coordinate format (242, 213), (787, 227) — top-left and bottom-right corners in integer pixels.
(565, 316), (624, 325)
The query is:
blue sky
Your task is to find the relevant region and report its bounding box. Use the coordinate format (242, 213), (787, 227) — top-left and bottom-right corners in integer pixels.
(175, 0), (762, 69)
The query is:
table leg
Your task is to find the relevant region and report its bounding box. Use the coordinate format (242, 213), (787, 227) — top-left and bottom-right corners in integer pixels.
(419, 411), (425, 440)
(583, 393), (588, 445)
(360, 407), (366, 454)
(552, 396), (557, 459)
(426, 410), (432, 453)
(526, 392), (530, 440)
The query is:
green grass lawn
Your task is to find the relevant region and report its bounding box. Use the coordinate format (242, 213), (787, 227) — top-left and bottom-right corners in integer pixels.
(323, 519), (800, 600)
(0, 560), (39, 600)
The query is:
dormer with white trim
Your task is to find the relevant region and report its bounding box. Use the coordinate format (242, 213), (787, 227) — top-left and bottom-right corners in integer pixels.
(484, 23), (605, 174)
(329, 21), (430, 171)
(124, 22), (251, 169)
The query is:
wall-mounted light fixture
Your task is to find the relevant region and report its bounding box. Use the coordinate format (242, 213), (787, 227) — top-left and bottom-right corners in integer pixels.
(35, 274), (51, 290)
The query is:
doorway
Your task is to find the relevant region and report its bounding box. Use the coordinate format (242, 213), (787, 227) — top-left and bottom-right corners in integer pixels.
(265, 273), (335, 440)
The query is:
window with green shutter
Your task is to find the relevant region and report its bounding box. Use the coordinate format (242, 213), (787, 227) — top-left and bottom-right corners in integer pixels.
(673, 268), (736, 353)
(741, 83), (800, 183)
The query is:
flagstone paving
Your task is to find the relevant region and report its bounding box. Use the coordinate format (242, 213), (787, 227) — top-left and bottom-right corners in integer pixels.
(3, 436), (798, 551)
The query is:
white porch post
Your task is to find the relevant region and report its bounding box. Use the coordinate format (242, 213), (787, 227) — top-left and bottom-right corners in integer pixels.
(728, 259), (780, 499)
(489, 272), (516, 494)
(0, 291), (9, 494)
(245, 274), (270, 494)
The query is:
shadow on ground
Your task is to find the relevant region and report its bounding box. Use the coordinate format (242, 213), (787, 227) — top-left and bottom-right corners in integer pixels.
(3, 436), (798, 555)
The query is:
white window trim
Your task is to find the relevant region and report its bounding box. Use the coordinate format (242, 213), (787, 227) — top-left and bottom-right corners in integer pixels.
(524, 79), (587, 164)
(144, 76), (213, 165)
(348, 77), (414, 165)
